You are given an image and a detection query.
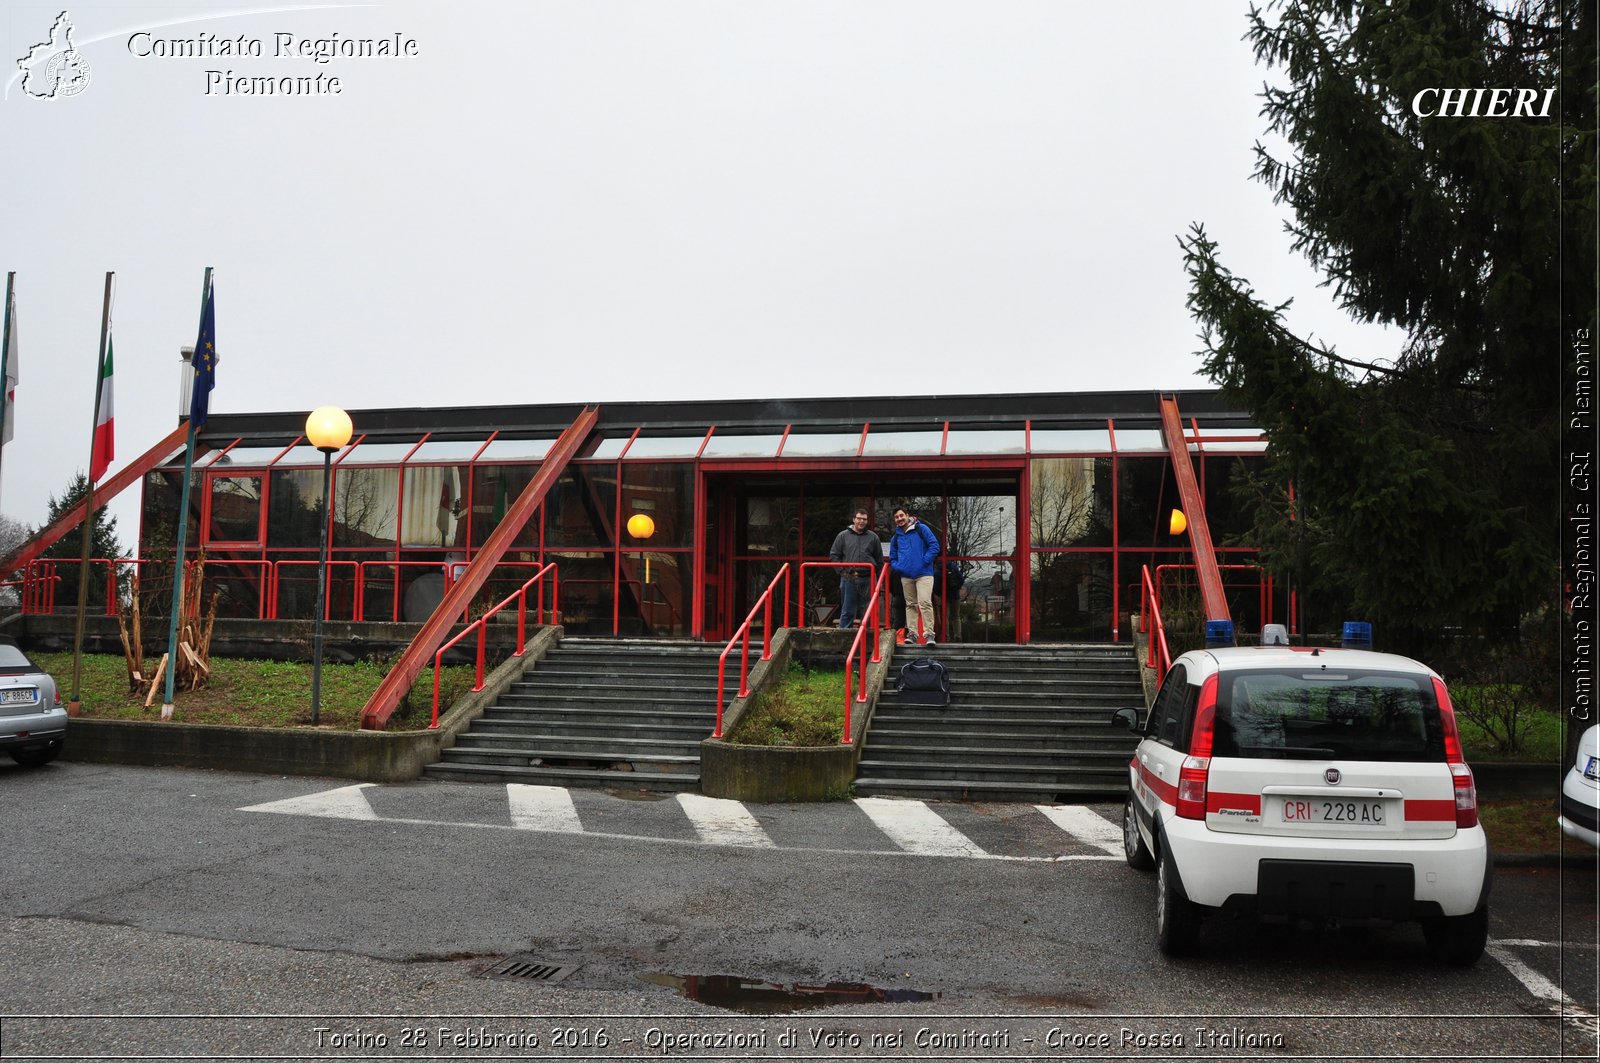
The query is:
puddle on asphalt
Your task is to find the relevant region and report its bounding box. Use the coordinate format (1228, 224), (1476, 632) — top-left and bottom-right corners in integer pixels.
(640, 973), (939, 1013)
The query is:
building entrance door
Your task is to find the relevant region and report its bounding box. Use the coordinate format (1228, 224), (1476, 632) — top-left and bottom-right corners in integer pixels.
(699, 472), (1022, 644)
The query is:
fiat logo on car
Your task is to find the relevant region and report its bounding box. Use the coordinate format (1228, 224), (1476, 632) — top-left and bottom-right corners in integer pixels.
(1324, 768), (1342, 785)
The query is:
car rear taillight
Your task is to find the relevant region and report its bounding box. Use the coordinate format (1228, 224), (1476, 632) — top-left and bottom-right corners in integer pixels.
(1433, 677), (1478, 828)
(1177, 675), (1218, 820)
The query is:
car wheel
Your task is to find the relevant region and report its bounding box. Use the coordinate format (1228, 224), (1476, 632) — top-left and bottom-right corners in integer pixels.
(1423, 906), (1488, 966)
(1156, 848), (1202, 957)
(1123, 794), (1154, 871)
(9, 739), (62, 768)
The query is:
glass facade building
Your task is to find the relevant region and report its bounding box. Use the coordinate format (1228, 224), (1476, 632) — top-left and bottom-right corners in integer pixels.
(132, 391), (1275, 643)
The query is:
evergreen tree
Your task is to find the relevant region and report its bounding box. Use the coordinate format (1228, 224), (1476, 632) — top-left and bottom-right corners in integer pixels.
(41, 472), (125, 612)
(1181, 0), (1594, 652)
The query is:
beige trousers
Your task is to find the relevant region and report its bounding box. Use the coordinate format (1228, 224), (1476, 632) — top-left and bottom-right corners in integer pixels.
(901, 574), (935, 642)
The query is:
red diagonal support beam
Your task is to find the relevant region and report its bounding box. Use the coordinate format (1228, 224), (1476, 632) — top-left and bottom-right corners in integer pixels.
(360, 405), (600, 730)
(0, 422), (194, 577)
(1159, 395), (1231, 624)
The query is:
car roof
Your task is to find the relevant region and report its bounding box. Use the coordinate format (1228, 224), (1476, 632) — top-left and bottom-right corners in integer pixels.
(1177, 644), (1438, 679)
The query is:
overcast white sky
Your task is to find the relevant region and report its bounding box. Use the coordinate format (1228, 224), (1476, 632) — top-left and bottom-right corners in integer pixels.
(3, 1), (1393, 542)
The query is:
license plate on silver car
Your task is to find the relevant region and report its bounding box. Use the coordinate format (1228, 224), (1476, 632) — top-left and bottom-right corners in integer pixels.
(1585, 756), (1598, 782)
(1281, 798), (1386, 825)
(1, 687), (38, 706)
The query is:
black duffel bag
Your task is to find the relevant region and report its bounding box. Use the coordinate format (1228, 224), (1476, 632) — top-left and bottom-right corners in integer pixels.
(896, 657), (950, 707)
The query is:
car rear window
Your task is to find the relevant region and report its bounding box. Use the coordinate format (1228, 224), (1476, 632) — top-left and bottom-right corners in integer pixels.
(1213, 668), (1445, 761)
(0, 644), (34, 671)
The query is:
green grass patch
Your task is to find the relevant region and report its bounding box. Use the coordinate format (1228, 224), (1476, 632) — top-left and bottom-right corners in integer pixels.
(1456, 707), (1568, 763)
(33, 652), (476, 730)
(1478, 796), (1562, 856)
(728, 661), (848, 746)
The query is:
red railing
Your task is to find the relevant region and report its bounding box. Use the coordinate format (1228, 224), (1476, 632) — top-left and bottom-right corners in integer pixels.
(840, 563), (893, 744)
(430, 562), (559, 727)
(1138, 565), (1173, 677)
(12, 556), (171, 616)
(355, 560), (462, 622)
(797, 560), (884, 628)
(713, 563), (792, 738)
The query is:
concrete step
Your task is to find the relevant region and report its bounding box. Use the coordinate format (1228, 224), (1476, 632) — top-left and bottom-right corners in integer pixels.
(851, 775), (1127, 801)
(453, 733), (702, 758)
(422, 761), (700, 790)
(863, 728), (1136, 752)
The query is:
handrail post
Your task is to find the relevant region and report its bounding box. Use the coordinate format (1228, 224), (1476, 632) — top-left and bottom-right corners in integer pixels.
(516, 588), (527, 655)
(473, 622), (486, 692)
(431, 649), (444, 728)
(738, 627), (752, 697)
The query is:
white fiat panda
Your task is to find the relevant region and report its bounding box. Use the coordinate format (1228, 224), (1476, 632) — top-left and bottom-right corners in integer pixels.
(1115, 640), (1490, 963)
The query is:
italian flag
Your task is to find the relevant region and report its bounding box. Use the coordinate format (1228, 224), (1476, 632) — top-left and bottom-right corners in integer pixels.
(89, 335), (113, 482)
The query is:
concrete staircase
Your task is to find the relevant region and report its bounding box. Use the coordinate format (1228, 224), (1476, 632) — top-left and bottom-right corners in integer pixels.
(853, 643), (1144, 802)
(423, 638), (724, 790)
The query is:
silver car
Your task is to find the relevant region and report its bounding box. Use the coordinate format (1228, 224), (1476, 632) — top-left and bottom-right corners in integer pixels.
(1559, 724), (1599, 849)
(0, 635), (66, 767)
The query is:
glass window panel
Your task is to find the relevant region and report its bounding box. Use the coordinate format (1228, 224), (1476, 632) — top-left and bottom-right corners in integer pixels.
(954, 559), (1017, 643)
(545, 464), (619, 549)
(273, 444), (332, 467)
(802, 492), (861, 559)
(739, 492), (799, 555)
(477, 437), (556, 462)
(700, 433), (783, 459)
(1201, 454), (1269, 544)
(621, 434), (709, 459)
(1031, 457), (1112, 548)
(213, 445), (297, 467)
(945, 429), (1025, 454)
(542, 551), (615, 636)
(332, 467), (399, 548)
(401, 465), (470, 548)
(266, 469), (324, 549)
(408, 439), (487, 462)
(469, 465), (541, 549)
(1112, 429), (1167, 452)
(207, 475), (263, 543)
(945, 491), (1018, 558)
(154, 446), (190, 471)
(861, 431), (943, 457)
(1028, 428), (1111, 453)
(618, 550), (693, 637)
(621, 463), (693, 549)
(781, 432), (862, 458)
(589, 437), (632, 460)
(1030, 551), (1114, 641)
(340, 441), (419, 464)
(1117, 456), (1181, 547)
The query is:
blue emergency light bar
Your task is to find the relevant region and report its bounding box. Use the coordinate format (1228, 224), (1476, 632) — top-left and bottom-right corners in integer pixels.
(1204, 619), (1235, 647)
(1341, 621), (1374, 649)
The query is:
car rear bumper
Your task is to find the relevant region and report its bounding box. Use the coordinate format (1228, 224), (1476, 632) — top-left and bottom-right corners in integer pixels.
(0, 705), (68, 750)
(1163, 816), (1489, 918)
(1559, 787), (1599, 848)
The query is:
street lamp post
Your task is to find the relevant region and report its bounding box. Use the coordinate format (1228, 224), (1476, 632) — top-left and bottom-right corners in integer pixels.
(306, 405), (353, 724)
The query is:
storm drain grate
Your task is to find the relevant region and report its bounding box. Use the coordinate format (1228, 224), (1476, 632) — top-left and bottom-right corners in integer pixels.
(479, 955), (581, 982)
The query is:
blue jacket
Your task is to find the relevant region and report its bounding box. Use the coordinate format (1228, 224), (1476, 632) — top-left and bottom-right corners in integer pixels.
(890, 520), (940, 579)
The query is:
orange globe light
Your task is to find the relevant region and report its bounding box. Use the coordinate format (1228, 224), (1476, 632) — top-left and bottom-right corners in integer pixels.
(627, 513), (656, 539)
(1168, 509), (1188, 536)
(305, 406), (353, 453)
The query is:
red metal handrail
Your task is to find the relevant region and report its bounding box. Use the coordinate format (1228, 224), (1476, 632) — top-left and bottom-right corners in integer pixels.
(353, 559), (466, 623)
(1139, 565), (1173, 677)
(797, 560), (881, 627)
(840, 563), (893, 744)
(431, 562), (558, 727)
(713, 563), (792, 738)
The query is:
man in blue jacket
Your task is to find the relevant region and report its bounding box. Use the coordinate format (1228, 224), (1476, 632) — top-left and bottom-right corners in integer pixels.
(890, 503), (941, 647)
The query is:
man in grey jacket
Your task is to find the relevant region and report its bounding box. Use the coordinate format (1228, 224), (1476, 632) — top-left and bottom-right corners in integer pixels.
(828, 509), (884, 628)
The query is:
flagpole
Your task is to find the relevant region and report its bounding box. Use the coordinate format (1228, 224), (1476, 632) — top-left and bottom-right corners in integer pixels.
(69, 271), (114, 716)
(0, 272), (13, 507)
(161, 266), (211, 720)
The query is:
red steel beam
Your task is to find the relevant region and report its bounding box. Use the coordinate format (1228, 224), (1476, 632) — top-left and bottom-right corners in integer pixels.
(1158, 395), (1231, 624)
(360, 405), (600, 730)
(0, 422), (193, 577)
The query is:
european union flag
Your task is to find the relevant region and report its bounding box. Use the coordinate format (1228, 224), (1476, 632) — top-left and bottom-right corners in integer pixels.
(190, 287), (217, 427)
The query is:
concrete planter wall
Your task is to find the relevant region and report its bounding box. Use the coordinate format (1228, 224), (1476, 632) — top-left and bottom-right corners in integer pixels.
(57, 626), (562, 782)
(700, 627), (896, 803)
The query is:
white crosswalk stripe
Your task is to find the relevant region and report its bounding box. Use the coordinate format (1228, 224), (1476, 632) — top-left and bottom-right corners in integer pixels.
(1036, 803), (1124, 856)
(676, 793), (776, 848)
(853, 796), (989, 858)
(507, 783), (583, 833)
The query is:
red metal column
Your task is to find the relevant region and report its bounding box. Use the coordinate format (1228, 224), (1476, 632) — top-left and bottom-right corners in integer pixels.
(360, 406), (600, 729)
(1159, 395), (1231, 624)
